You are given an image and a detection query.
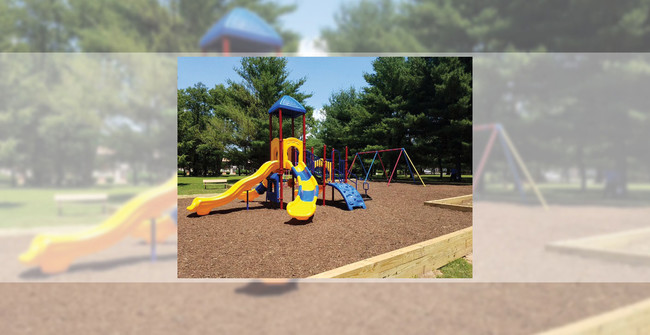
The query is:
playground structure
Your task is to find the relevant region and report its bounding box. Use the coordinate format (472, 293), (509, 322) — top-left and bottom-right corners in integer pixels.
(200, 7), (283, 54)
(19, 176), (178, 274)
(347, 148), (426, 187)
(187, 95), (367, 221)
(474, 123), (548, 209)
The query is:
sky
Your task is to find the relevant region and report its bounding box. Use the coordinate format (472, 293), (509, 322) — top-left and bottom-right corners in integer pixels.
(274, 0), (346, 41)
(177, 57), (376, 117)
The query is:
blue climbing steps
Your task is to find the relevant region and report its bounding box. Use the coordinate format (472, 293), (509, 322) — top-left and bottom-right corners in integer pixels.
(328, 182), (366, 211)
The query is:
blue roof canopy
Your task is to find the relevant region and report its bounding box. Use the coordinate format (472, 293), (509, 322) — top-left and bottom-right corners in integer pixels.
(268, 95), (306, 118)
(200, 8), (283, 50)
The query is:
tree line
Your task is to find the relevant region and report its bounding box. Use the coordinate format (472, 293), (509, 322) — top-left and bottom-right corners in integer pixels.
(0, 54), (177, 187)
(178, 57), (472, 178)
(0, 0), (299, 52)
(323, 0), (650, 52)
(475, 54), (650, 195)
(3, 0), (650, 53)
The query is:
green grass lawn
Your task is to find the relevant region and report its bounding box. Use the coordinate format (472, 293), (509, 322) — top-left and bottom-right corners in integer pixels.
(365, 173), (472, 185)
(0, 185), (150, 229)
(178, 175), (249, 196)
(438, 258), (473, 278)
(480, 182), (650, 207)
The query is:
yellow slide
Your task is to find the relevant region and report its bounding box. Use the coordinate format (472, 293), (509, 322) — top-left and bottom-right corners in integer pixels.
(286, 161), (319, 220)
(19, 176), (177, 274)
(187, 160), (279, 216)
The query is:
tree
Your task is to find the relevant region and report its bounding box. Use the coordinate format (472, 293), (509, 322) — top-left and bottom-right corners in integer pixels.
(3, 0), (301, 52)
(317, 57), (472, 179)
(322, 0), (650, 52)
(227, 57), (313, 168)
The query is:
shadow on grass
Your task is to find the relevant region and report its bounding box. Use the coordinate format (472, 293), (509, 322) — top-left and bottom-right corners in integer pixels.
(0, 201), (23, 209)
(18, 253), (177, 280)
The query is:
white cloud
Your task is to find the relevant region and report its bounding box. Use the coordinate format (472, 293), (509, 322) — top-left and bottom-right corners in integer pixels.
(298, 36), (328, 56)
(312, 108), (325, 121)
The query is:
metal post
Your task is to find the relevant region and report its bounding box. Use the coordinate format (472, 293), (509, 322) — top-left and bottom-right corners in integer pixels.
(279, 109), (284, 210)
(323, 144), (326, 206)
(387, 149), (404, 186)
(150, 218), (156, 262)
(377, 154), (388, 180)
(269, 115), (272, 161)
(222, 37), (230, 55)
(291, 117), (295, 201)
(331, 148), (334, 183)
(348, 153), (358, 180)
(246, 190), (249, 210)
(364, 151), (378, 182)
(345, 146), (348, 183)
(303, 114), (307, 164)
(474, 127), (498, 193)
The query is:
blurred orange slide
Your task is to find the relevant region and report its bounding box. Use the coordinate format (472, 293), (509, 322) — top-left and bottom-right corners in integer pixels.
(19, 176), (177, 274)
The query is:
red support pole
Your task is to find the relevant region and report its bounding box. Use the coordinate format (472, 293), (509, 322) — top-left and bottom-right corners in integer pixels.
(356, 148), (402, 155)
(222, 38), (230, 56)
(474, 127), (499, 193)
(377, 153), (388, 180)
(345, 146), (348, 183)
(387, 149), (404, 187)
(269, 114), (272, 161)
(303, 114), (306, 164)
(291, 117), (295, 201)
(322, 144), (326, 206)
(347, 153), (358, 180)
(279, 109), (284, 209)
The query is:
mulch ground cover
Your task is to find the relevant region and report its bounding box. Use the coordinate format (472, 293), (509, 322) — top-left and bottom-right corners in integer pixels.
(178, 181), (472, 278)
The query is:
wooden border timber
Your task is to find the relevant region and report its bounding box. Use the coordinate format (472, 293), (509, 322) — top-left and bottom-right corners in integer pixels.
(536, 297), (650, 335)
(309, 227), (472, 278)
(424, 194), (472, 212)
(546, 227), (650, 264)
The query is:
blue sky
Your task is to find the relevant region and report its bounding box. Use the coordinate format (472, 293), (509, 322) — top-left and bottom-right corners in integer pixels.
(274, 0), (347, 40)
(177, 57), (376, 113)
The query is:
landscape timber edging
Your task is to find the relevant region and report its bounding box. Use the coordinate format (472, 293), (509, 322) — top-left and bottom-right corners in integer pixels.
(309, 226), (473, 279)
(536, 297), (650, 335)
(424, 194), (472, 212)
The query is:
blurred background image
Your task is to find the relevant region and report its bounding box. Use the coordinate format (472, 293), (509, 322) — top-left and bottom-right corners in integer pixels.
(3, 1), (650, 334)
(0, 54), (178, 281)
(474, 54), (650, 282)
(0, 0), (649, 53)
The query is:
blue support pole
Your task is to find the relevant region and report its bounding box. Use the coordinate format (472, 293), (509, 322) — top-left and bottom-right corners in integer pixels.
(497, 128), (527, 202)
(364, 151), (378, 182)
(358, 157), (368, 181)
(246, 190), (249, 210)
(150, 218), (156, 262)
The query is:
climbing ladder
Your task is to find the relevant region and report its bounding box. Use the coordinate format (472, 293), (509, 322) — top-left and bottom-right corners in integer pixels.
(328, 182), (366, 211)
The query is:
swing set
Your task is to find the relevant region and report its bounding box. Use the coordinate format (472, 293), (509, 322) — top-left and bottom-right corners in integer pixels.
(347, 148), (426, 187)
(474, 123), (548, 210)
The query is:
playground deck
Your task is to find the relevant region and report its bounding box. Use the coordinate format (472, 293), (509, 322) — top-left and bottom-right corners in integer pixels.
(177, 181), (472, 278)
